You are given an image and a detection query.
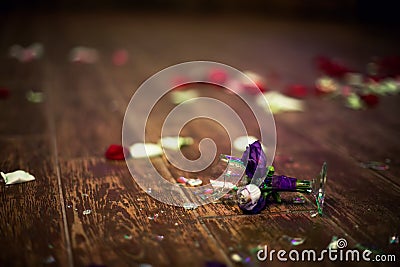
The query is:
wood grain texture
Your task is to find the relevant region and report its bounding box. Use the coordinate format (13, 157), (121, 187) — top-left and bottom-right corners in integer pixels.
(1, 12), (400, 267)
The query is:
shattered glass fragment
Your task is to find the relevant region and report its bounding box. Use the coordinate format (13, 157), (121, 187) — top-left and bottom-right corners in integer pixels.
(148, 213), (159, 220)
(359, 161), (389, 171)
(83, 210), (92, 215)
(124, 234), (132, 240)
(327, 236), (339, 249)
(292, 194), (306, 204)
(389, 234), (399, 244)
(43, 255), (55, 264)
(154, 235), (164, 241)
(281, 235), (306, 246)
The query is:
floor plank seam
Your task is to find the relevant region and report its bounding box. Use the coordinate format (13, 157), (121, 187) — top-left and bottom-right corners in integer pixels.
(45, 64), (75, 267)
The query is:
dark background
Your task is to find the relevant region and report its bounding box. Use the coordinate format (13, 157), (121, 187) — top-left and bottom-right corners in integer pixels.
(1, 0), (400, 27)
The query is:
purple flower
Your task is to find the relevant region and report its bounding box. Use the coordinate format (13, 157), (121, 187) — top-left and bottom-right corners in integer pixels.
(241, 140), (267, 180)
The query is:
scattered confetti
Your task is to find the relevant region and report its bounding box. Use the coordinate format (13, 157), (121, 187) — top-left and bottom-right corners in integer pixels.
(148, 213), (159, 220)
(26, 90), (44, 103)
(230, 253), (242, 263)
(327, 236), (339, 249)
(69, 46), (98, 64)
(389, 234), (399, 244)
(158, 136), (193, 150)
(208, 69), (228, 84)
(186, 178), (202, 187)
(170, 89), (199, 104)
(345, 93), (364, 110)
(105, 144), (127, 160)
(83, 210), (92, 215)
(359, 161), (389, 171)
(112, 49), (129, 66)
(359, 94), (379, 107)
(9, 43), (44, 62)
(233, 136), (258, 151)
(210, 180), (236, 189)
(154, 235), (164, 241)
(0, 87), (10, 99)
(242, 71), (267, 93)
(285, 84), (308, 98)
(315, 56), (350, 78)
(124, 234), (133, 240)
(257, 91), (304, 114)
(177, 176), (188, 184)
(292, 194), (306, 204)
(281, 235), (306, 246)
(183, 202), (197, 210)
(310, 211), (319, 218)
(43, 255), (55, 264)
(129, 143), (163, 158)
(1, 170), (35, 185)
(315, 76), (339, 94)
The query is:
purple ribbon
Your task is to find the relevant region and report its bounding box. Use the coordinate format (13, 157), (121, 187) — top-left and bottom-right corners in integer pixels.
(271, 175), (297, 191)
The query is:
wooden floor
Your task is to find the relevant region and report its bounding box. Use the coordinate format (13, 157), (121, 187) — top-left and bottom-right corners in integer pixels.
(0, 12), (399, 267)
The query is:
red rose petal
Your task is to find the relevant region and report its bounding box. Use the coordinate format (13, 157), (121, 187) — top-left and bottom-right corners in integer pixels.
(315, 56), (350, 78)
(208, 69), (228, 84)
(285, 84), (308, 98)
(0, 87), (10, 99)
(112, 49), (129, 66)
(360, 94), (379, 107)
(172, 76), (191, 91)
(242, 81), (267, 94)
(105, 144), (126, 160)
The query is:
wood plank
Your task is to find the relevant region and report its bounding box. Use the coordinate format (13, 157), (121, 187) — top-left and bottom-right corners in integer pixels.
(58, 157), (228, 267)
(0, 136), (69, 267)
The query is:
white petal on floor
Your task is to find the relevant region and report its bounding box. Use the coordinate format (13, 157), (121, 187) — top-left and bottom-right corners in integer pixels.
(170, 90), (199, 104)
(1, 170), (35, 185)
(158, 136), (194, 150)
(257, 91), (304, 114)
(129, 143), (163, 158)
(233, 136), (258, 151)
